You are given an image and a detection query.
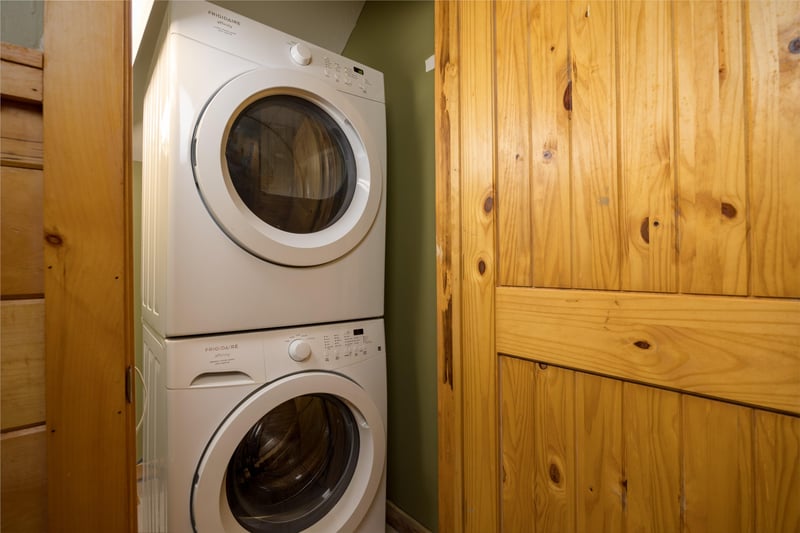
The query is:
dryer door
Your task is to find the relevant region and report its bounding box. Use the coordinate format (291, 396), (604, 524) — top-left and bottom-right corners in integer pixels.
(191, 372), (385, 533)
(192, 69), (383, 267)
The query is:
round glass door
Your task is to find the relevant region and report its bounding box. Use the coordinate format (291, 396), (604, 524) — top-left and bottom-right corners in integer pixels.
(191, 372), (385, 533)
(192, 69), (382, 267)
(226, 394), (359, 532)
(225, 95), (356, 235)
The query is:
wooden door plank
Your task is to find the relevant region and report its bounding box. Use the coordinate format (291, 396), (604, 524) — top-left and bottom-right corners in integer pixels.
(747, 0), (800, 297)
(575, 372), (622, 533)
(570, 0), (619, 290)
(0, 426), (47, 533)
(682, 395), (754, 532)
(0, 42), (43, 69)
(435, 1), (463, 531)
(1, 166), (44, 298)
(754, 411), (800, 532)
(617, 1), (677, 293)
(43, 1), (136, 531)
(495, 0), (532, 287)
(499, 356), (536, 532)
(622, 383), (680, 532)
(1, 299), (45, 431)
(1, 101), (43, 169)
(496, 286), (800, 414)
(0, 59), (43, 104)
(675, 0), (748, 296)
(532, 364), (575, 532)
(529, 0), (571, 289)
(458, 2), (499, 531)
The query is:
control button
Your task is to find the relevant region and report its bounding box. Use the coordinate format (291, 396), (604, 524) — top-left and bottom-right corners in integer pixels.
(290, 43), (312, 66)
(288, 340), (312, 362)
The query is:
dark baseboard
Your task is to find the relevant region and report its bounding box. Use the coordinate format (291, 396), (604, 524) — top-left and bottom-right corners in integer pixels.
(386, 501), (431, 533)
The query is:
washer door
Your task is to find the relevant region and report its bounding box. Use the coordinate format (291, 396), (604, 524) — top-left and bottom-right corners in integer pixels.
(191, 372), (385, 533)
(192, 69), (382, 267)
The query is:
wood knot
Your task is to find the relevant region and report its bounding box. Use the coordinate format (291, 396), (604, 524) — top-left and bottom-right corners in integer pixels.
(633, 340), (651, 350)
(538, 363), (548, 370)
(45, 233), (64, 246)
(640, 217), (650, 244)
(483, 196), (494, 213)
(549, 463), (561, 484)
(563, 80), (572, 111)
(721, 202), (737, 219)
(477, 259), (486, 275)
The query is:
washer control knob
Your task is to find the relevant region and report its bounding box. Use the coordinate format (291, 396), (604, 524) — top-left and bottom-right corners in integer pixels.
(290, 43), (312, 66)
(288, 340), (312, 362)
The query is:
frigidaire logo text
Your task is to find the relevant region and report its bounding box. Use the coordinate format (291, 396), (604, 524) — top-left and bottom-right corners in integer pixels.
(205, 344), (238, 352)
(208, 10), (241, 25)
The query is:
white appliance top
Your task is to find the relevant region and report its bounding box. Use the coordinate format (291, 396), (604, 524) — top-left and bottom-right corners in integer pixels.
(167, 0), (384, 104)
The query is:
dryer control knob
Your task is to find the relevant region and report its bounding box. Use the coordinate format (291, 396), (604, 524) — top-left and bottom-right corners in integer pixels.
(290, 43), (312, 66)
(288, 340), (312, 362)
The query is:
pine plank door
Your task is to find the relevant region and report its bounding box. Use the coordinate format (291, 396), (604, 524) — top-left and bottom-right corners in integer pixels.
(435, 1), (800, 531)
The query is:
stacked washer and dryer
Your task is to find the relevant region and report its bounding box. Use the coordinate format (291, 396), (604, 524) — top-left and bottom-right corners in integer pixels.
(139, 3), (388, 532)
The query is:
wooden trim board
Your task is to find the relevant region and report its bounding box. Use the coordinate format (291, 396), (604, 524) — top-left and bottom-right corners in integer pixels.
(0, 425), (47, 532)
(0, 43), (43, 104)
(496, 287), (800, 414)
(43, 2), (136, 531)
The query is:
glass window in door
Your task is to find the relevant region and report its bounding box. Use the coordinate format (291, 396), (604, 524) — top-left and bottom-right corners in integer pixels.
(225, 95), (357, 235)
(225, 394), (360, 532)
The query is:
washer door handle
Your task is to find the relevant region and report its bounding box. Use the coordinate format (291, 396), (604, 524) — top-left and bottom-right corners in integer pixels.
(189, 371), (254, 388)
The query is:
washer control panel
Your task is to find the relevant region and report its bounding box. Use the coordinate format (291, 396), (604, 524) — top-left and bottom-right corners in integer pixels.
(164, 319), (385, 388)
(280, 319), (384, 371)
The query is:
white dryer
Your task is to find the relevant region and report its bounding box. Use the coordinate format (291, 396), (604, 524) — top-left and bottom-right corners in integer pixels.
(142, 1), (386, 337)
(139, 319), (387, 532)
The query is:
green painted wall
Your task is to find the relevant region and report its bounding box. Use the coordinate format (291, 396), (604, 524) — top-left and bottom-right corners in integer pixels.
(343, 2), (437, 530)
(0, 0), (44, 49)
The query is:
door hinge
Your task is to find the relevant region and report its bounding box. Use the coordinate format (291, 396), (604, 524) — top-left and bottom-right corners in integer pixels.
(125, 365), (134, 404)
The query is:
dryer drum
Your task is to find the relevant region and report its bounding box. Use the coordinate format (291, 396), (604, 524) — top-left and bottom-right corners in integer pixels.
(225, 95), (357, 235)
(225, 394), (360, 532)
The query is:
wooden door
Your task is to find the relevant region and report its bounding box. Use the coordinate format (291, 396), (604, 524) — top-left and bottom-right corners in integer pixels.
(43, 2), (136, 531)
(1, 41), (46, 533)
(435, 1), (800, 531)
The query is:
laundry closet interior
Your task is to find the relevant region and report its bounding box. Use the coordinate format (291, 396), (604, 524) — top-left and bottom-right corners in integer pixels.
(131, 1), (435, 532)
(4, 1), (797, 532)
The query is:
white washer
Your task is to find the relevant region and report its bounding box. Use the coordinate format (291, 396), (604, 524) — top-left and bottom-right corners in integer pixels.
(142, 1), (386, 337)
(139, 319), (387, 532)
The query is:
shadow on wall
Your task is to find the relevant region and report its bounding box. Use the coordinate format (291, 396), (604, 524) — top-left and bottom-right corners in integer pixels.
(344, 1), (437, 531)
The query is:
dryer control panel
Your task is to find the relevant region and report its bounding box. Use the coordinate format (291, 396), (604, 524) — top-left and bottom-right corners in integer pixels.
(167, 1), (385, 105)
(320, 55), (383, 102)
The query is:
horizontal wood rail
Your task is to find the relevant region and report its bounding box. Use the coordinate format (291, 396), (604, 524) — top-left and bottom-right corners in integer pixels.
(496, 287), (800, 415)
